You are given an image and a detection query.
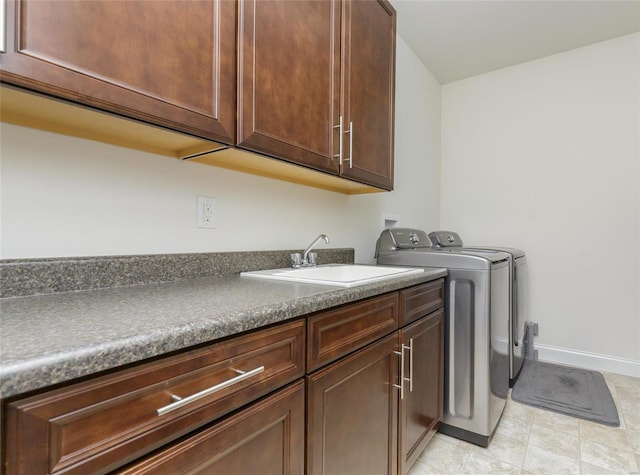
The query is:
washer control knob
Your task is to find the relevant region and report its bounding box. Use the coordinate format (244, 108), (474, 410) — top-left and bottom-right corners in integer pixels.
(447, 234), (455, 243)
(409, 232), (419, 245)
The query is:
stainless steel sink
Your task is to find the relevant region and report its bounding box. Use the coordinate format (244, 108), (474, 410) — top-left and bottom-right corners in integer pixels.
(240, 264), (424, 287)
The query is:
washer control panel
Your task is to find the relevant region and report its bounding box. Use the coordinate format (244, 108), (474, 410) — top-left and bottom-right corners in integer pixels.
(428, 231), (464, 248)
(375, 228), (432, 255)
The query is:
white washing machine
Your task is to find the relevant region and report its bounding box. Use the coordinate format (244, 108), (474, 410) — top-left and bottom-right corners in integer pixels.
(429, 231), (528, 386)
(375, 228), (510, 447)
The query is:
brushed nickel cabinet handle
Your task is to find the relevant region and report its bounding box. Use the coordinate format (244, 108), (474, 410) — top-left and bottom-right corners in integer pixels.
(394, 340), (413, 400)
(407, 338), (414, 392)
(156, 366), (265, 416)
(344, 121), (353, 168)
(393, 347), (405, 400)
(333, 115), (343, 165)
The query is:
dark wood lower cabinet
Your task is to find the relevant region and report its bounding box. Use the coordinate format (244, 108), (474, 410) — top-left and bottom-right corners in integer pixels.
(117, 380), (305, 475)
(398, 309), (445, 475)
(3, 282), (444, 475)
(4, 320), (305, 475)
(306, 333), (399, 475)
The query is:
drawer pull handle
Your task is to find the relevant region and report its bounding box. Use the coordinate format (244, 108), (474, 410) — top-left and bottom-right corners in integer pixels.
(156, 366), (265, 416)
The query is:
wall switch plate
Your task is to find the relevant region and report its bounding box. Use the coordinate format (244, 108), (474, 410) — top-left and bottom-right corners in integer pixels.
(197, 196), (216, 229)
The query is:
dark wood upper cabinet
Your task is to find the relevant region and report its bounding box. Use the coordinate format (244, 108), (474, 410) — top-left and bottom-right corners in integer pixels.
(340, 0), (396, 190)
(0, 0), (236, 144)
(238, 0), (396, 189)
(237, 0), (341, 174)
(1, 0), (396, 191)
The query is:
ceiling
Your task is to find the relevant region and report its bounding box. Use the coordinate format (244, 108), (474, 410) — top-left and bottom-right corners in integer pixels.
(391, 0), (640, 84)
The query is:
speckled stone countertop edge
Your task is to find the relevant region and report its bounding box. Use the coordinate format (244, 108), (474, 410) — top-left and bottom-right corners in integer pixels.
(0, 269), (447, 399)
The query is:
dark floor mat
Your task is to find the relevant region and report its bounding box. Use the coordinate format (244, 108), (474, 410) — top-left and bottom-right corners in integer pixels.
(511, 360), (620, 426)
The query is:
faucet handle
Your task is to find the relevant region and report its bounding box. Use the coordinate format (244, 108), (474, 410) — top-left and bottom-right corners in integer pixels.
(290, 253), (303, 268)
(307, 252), (318, 266)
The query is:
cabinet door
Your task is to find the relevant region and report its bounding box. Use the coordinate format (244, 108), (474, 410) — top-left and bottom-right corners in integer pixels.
(117, 380), (305, 475)
(398, 309), (444, 475)
(340, 0), (396, 190)
(237, 0), (340, 174)
(307, 333), (398, 475)
(0, 0), (236, 144)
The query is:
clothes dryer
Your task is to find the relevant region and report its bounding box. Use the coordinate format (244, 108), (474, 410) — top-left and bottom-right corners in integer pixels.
(429, 231), (528, 386)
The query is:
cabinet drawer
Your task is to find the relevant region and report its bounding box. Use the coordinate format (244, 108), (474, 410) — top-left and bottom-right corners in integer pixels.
(117, 380), (305, 474)
(5, 320), (305, 475)
(400, 279), (444, 326)
(307, 293), (399, 372)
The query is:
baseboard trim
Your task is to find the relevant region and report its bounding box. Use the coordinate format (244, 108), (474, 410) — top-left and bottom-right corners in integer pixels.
(534, 343), (640, 378)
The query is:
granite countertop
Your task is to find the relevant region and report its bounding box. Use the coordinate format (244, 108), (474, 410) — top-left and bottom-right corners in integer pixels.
(0, 268), (446, 399)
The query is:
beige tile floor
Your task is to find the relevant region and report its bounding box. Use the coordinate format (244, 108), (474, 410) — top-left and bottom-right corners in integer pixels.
(408, 372), (640, 475)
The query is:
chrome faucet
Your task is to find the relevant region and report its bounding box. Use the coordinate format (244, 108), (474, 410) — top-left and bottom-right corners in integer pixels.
(291, 234), (330, 268)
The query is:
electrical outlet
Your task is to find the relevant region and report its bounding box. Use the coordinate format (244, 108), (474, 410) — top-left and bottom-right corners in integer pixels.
(197, 196), (216, 229)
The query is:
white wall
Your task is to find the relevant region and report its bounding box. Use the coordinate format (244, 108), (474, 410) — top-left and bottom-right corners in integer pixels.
(0, 36), (441, 264)
(441, 34), (640, 375)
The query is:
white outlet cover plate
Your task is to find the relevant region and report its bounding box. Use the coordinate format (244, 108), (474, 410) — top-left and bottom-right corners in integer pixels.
(197, 196), (216, 229)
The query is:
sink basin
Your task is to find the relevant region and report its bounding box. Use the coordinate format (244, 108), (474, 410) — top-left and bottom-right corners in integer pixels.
(241, 264), (424, 287)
